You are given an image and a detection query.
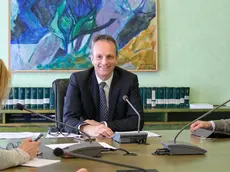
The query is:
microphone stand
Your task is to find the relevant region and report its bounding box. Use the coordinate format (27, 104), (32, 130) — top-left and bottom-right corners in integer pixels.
(173, 99), (230, 143)
(112, 96), (148, 144)
(159, 99), (230, 155)
(125, 97), (141, 133)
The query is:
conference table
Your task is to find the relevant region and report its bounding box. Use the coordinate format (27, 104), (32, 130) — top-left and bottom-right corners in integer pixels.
(2, 130), (230, 172)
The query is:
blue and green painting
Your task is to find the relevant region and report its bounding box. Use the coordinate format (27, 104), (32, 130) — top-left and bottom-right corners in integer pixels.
(10, 0), (157, 71)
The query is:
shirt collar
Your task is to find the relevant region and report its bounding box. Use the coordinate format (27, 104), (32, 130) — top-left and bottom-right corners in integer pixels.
(95, 73), (113, 88)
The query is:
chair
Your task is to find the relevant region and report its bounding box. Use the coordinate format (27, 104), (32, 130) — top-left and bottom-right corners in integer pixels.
(52, 78), (69, 129)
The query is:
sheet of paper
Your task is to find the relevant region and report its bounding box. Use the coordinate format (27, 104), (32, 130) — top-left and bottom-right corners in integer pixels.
(190, 103), (213, 109)
(46, 142), (116, 150)
(45, 143), (79, 149)
(21, 158), (60, 167)
(46, 133), (81, 138)
(0, 132), (41, 139)
(143, 131), (161, 137)
(114, 131), (161, 138)
(98, 142), (116, 149)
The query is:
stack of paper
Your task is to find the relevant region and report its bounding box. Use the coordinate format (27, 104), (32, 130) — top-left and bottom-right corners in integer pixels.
(45, 142), (116, 150)
(190, 103), (213, 109)
(21, 158), (60, 167)
(45, 143), (80, 149)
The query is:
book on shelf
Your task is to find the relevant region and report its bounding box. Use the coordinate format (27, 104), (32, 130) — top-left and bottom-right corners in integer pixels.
(37, 88), (43, 109)
(18, 87), (25, 105)
(25, 87), (31, 109)
(140, 86), (190, 109)
(151, 87), (157, 108)
(3, 86), (190, 110)
(13, 87), (19, 109)
(43, 88), (50, 109)
(3, 87), (54, 110)
(6, 113), (55, 123)
(49, 88), (55, 110)
(31, 88), (37, 109)
(7, 89), (14, 109)
(184, 87), (190, 108)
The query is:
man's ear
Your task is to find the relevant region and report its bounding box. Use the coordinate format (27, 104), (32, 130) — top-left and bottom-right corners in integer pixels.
(90, 54), (93, 61)
(115, 55), (118, 64)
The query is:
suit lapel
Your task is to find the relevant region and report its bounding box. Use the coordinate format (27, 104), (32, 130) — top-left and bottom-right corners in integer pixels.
(89, 72), (100, 118)
(109, 71), (120, 121)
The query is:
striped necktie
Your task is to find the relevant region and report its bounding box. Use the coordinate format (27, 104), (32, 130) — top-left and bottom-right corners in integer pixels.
(99, 82), (109, 121)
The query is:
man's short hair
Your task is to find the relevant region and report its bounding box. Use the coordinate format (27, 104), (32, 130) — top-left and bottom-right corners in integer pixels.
(92, 34), (118, 56)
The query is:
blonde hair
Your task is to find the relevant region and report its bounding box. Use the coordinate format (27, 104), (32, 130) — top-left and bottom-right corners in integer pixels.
(0, 59), (11, 108)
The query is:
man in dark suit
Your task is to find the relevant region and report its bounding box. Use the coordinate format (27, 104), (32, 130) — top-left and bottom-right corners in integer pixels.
(63, 34), (144, 138)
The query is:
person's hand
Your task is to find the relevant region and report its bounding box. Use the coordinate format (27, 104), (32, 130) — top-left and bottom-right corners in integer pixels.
(19, 138), (40, 159)
(81, 124), (114, 138)
(84, 119), (101, 126)
(190, 120), (212, 132)
(76, 168), (88, 172)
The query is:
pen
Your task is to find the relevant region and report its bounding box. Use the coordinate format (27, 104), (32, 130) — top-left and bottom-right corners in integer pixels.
(37, 152), (43, 156)
(33, 133), (44, 141)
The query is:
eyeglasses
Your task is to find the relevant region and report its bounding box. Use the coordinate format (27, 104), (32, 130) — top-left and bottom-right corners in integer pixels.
(48, 127), (71, 137)
(6, 141), (21, 150)
(0, 141), (21, 150)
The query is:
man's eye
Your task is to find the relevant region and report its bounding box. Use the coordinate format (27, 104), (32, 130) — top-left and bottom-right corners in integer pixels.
(107, 56), (114, 60)
(97, 56), (102, 59)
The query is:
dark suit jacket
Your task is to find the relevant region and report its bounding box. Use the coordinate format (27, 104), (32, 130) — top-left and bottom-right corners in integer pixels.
(214, 119), (230, 133)
(63, 66), (144, 133)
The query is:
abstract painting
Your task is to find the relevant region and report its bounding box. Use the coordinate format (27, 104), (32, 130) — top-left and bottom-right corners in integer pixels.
(9, 0), (158, 71)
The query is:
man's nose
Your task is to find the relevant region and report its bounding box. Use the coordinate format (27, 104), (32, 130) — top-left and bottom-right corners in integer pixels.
(101, 57), (108, 64)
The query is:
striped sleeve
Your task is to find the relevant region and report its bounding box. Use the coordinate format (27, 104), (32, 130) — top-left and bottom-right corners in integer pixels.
(0, 148), (30, 170)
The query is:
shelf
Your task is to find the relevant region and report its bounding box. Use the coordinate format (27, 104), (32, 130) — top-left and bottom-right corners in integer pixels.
(144, 107), (230, 113)
(0, 109), (55, 113)
(1, 108), (230, 128)
(145, 121), (190, 125)
(0, 123), (55, 127)
(1, 108), (230, 114)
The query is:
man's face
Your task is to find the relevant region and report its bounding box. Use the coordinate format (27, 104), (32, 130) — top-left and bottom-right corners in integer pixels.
(91, 40), (118, 80)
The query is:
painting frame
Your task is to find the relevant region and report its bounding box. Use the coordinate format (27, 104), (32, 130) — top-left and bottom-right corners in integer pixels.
(8, 0), (158, 72)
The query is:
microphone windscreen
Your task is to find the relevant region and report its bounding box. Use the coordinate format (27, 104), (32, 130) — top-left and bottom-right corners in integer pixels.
(123, 95), (128, 101)
(16, 103), (24, 110)
(53, 148), (64, 157)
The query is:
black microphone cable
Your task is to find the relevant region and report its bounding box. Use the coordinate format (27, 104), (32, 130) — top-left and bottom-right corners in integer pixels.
(53, 148), (150, 172)
(101, 148), (137, 156)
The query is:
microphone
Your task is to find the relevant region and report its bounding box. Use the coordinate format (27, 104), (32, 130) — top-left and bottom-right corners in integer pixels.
(16, 103), (103, 157)
(112, 95), (148, 144)
(158, 98), (230, 155)
(53, 148), (155, 172)
(123, 95), (141, 132)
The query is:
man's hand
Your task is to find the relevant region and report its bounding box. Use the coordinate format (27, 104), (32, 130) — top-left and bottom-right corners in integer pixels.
(84, 119), (102, 126)
(76, 168), (88, 172)
(81, 124), (114, 138)
(190, 120), (212, 132)
(19, 138), (40, 159)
